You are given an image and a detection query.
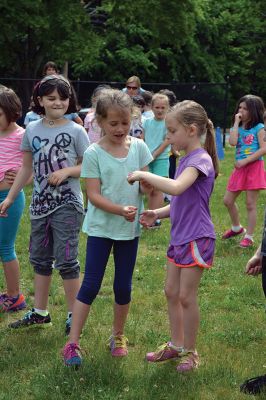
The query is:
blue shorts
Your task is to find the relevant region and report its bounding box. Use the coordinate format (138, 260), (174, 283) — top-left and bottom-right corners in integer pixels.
(149, 158), (169, 177)
(167, 238), (215, 269)
(0, 190), (25, 263)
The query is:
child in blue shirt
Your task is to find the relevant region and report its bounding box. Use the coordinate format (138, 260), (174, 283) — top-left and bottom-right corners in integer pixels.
(222, 95), (266, 247)
(143, 93), (170, 227)
(63, 89), (152, 367)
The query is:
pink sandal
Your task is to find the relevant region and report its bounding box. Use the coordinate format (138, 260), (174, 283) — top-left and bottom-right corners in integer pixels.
(176, 351), (199, 372)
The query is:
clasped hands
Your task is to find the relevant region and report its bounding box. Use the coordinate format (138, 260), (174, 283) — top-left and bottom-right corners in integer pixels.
(127, 171), (157, 227)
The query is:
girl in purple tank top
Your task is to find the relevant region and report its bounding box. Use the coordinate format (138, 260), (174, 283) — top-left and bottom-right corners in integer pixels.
(128, 100), (219, 373)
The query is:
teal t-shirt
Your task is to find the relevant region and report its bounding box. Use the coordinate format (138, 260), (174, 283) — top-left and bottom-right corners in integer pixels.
(234, 123), (264, 160)
(81, 137), (153, 240)
(143, 118), (170, 159)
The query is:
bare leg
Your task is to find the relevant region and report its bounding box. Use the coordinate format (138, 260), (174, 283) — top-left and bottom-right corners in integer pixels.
(246, 190), (259, 235)
(148, 188), (164, 210)
(223, 190), (242, 226)
(63, 278), (80, 312)
(113, 302), (130, 335)
(179, 267), (203, 350)
(68, 299), (91, 344)
(34, 273), (52, 310)
(3, 259), (20, 297)
(164, 261), (184, 347)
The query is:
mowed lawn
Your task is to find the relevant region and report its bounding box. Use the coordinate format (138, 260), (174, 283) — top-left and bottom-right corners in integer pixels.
(0, 146), (265, 400)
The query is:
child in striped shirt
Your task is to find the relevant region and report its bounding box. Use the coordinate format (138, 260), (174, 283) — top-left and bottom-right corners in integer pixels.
(0, 87), (27, 312)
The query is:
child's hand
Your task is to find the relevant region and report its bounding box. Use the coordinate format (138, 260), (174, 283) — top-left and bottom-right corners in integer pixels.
(234, 113), (242, 124)
(152, 151), (158, 160)
(245, 254), (262, 276)
(127, 171), (142, 185)
(171, 146), (180, 157)
(139, 210), (157, 228)
(48, 169), (69, 186)
(235, 159), (247, 169)
(4, 170), (18, 184)
(122, 206), (138, 222)
(0, 198), (13, 217)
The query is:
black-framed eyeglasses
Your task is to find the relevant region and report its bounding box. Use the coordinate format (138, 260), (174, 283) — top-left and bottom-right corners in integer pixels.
(127, 86), (138, 90)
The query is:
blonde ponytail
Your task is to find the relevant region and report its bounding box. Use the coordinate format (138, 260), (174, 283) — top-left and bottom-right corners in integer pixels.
(171, 100), (220, 178)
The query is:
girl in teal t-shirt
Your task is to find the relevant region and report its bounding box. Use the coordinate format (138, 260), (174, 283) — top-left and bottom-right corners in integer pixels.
(222, 95), (266, 248)
(63, 89), (153, 367)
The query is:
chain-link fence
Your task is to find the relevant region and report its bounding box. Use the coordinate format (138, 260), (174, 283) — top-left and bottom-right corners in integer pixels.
(0, 78), (229, 142)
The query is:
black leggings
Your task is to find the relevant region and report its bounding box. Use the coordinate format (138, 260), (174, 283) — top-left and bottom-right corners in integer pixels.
(262, 256), (266, 297)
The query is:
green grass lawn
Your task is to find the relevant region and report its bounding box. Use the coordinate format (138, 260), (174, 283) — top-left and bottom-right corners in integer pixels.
(0, 146), (265, 400)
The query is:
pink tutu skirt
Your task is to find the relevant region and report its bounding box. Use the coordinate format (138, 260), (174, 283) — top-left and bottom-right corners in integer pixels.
(227, 160), (266, 191)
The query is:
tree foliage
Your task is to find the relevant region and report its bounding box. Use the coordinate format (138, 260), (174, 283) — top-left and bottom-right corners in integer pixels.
(81, 0), (202, 81)
(0, 0), (101, 78)
(190, 0), (266, 99)
(83, 0), (266, 102)
(0, 0), (265, 104)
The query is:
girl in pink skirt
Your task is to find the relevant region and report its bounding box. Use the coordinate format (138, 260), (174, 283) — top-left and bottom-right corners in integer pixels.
(222, 95), (266, 247)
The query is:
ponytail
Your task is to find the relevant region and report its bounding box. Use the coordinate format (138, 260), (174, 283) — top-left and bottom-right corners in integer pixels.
(171, 100), (220, 178)
(204, 119), (219, 178)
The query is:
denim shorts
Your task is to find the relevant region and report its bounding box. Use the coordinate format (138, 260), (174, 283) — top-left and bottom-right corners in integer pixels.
(29, 205), (83, 279)
(167, 237), (215, 269)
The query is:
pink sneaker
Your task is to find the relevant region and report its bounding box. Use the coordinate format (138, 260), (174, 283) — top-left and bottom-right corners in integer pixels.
(146, 342), (181, 363)
(239, 237), (254, 248)
(222, 227), (246, 239)
(63, 342), (82, 367)
(108, 334), (128, 357)
(0, 293), (26, 312)
(176, 351), (199, 372)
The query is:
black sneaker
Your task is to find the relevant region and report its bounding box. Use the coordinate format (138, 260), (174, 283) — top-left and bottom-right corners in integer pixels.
(9, 308), (52, 329)
(65, 315), (72, 336)
(240, 375), (266, 395)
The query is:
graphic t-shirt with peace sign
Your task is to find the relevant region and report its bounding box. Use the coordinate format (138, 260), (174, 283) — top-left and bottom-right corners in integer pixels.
(21, 119), (90, 219)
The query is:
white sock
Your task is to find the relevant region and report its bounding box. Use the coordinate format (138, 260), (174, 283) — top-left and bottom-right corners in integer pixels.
(34, 308), (48, 316)
(67, 312), (72, 319)
(169, 342), (184, 352)
(244, 234), (253, 241)
(231, 225), (242, 232)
